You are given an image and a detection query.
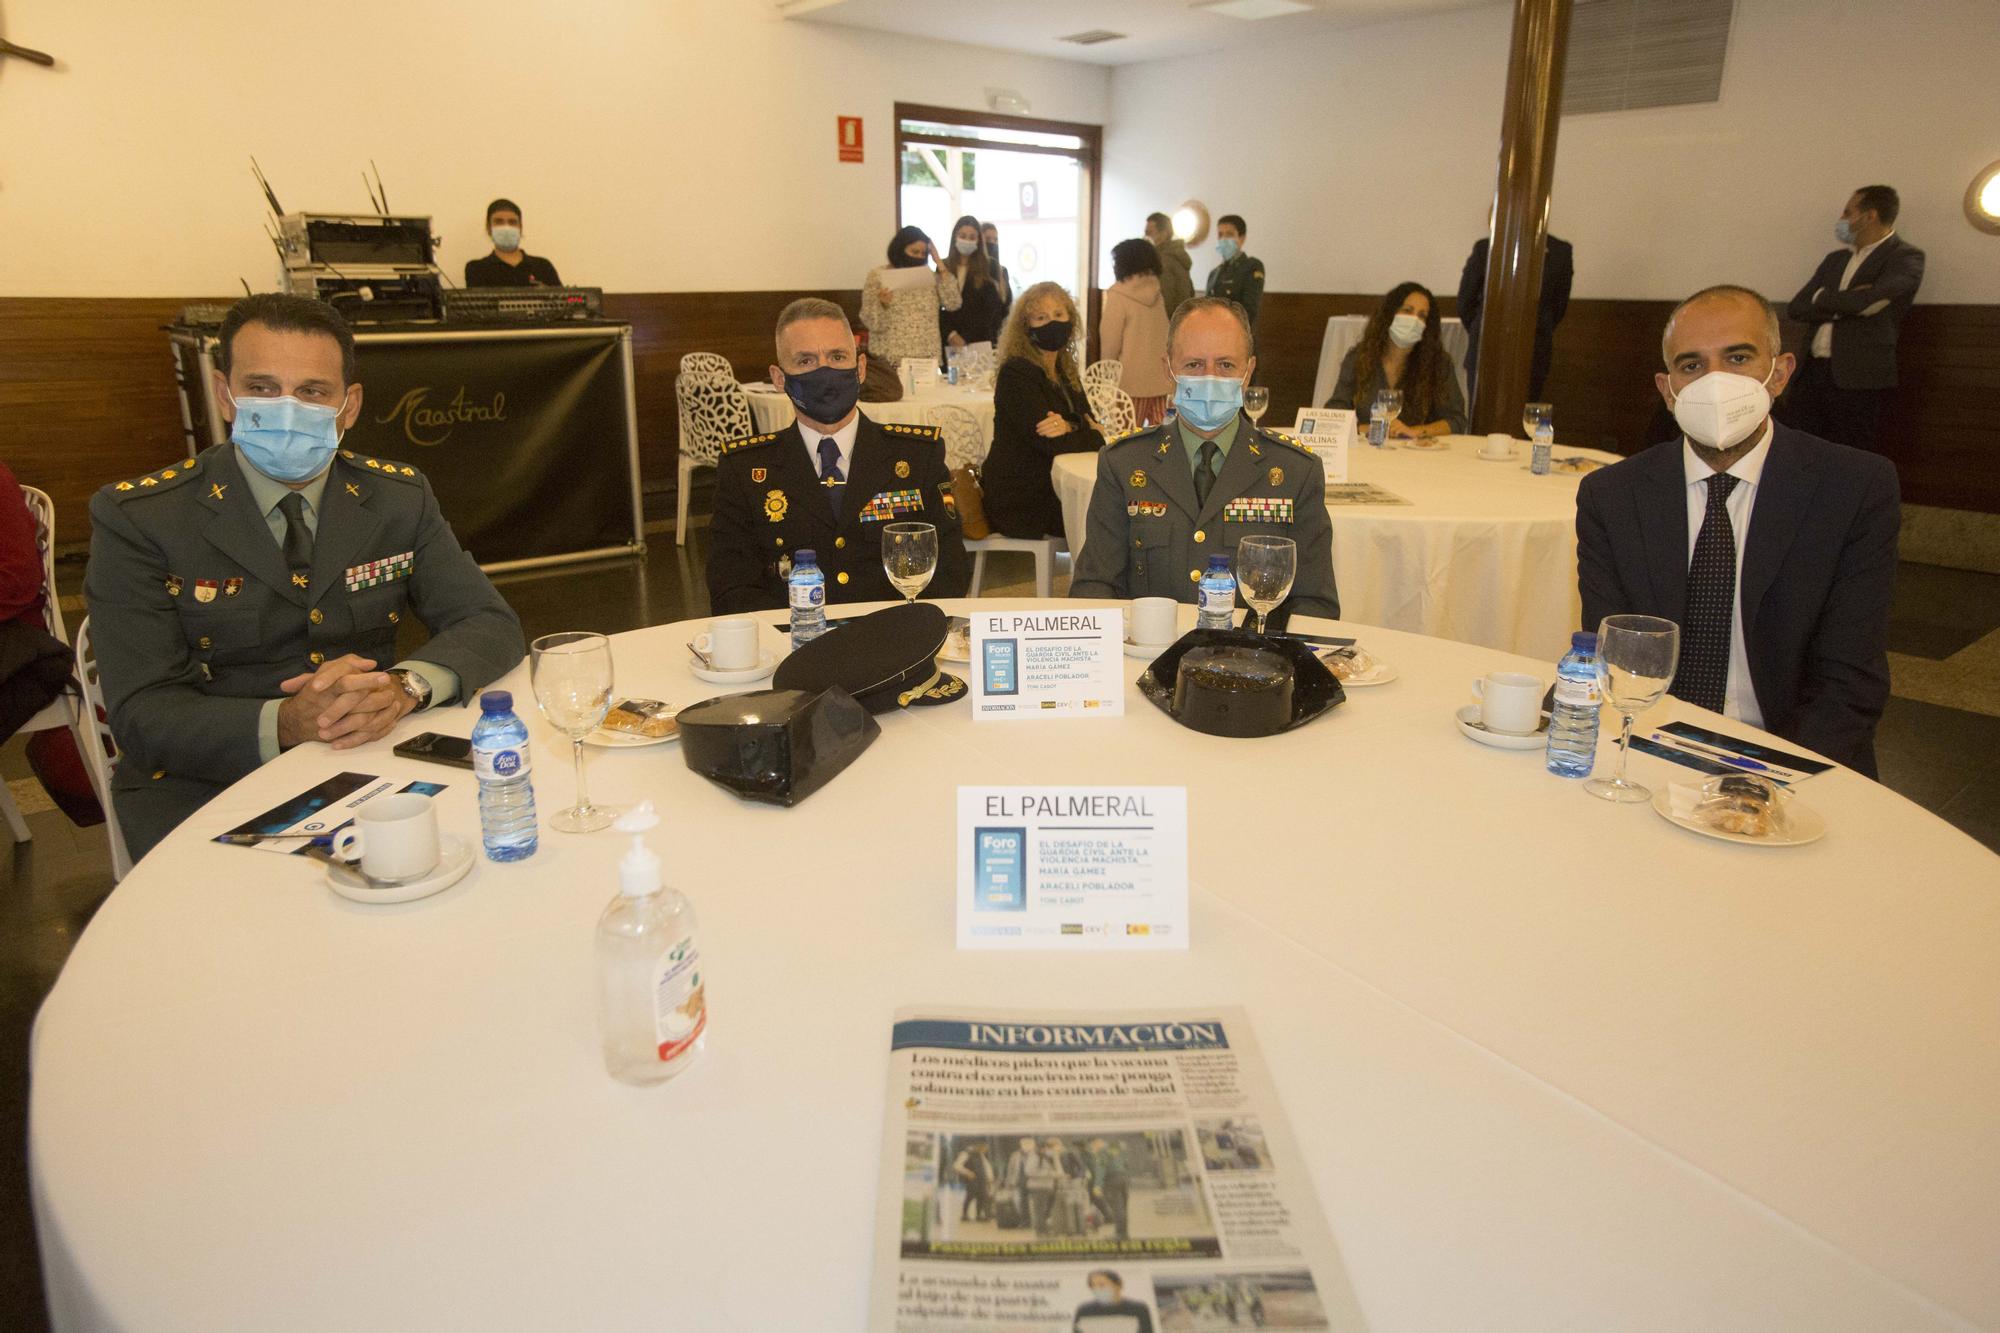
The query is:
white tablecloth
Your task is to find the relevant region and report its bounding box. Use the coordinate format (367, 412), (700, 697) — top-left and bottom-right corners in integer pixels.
(743, 379), (997, 454)
(1055, 436), (1617, 661)
(29, 603), (2000, 1331)
(1310, 314), (1471, 411)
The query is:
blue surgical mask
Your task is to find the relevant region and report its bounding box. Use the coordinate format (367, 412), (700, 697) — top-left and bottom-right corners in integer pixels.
(491, 225), (521, 251)
(1173, 375), (1243, 432)
(228, 391), (346, 483)
(1217, 237), (1240, 261)
(1833, 218), (1856, 246)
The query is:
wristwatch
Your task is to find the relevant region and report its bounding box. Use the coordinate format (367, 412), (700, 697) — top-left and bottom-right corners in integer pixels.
(387, 668), (432, 711)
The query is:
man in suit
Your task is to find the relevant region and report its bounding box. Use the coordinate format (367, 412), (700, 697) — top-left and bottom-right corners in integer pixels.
(1456, 226), (1573, 400)
(1576, 285), (1899, 776)
(1782, 185), (1924, 451)
(1070, 298), (1338, 621)
(707, 298), (969, 614)
(85, 294), (524, 860)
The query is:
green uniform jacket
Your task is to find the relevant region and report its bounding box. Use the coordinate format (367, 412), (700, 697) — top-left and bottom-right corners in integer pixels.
(1068, 420), (1339, 621)
(1205, 252), (1266, 328)
(85, 444), (525, 859)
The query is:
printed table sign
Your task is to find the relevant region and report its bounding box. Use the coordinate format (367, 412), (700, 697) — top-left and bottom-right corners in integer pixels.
(956, 786), (1188, 950)
(1288, 408), (1354, 483)
(969, 608), (1123, 719)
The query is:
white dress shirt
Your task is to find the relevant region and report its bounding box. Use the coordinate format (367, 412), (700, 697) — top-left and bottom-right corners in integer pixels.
(1810, 230), (1893, 359)
(1682, 420), (1772, 727)
(796, 410), (860, 486)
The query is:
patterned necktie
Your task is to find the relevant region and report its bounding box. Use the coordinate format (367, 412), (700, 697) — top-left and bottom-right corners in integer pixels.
(1194, 441), (1221, 507)
(817, 436), (845, 518)
(277, 491), (314, 585)
(1669, 471), (1740, 713)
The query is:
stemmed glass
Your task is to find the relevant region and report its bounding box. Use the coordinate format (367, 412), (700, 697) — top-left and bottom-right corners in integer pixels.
(882, 522), (938, 603)
(530, 631), (616, 833)
(1235, 536), (1296, 635)
(1522, 402), (1553, 441)
(1243, 386), (1270, 427)
(1584, 615), (1680, 803)
(1370, 388), (1402, 449)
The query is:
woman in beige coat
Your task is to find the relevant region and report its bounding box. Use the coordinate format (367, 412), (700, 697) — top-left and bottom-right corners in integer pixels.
(1097, 238), (1173, 427)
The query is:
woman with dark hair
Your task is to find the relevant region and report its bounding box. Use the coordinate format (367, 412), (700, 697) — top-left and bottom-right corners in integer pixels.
(940, 215), (1008, 348)
(1325, 280), (1467, 438)
(984, 282), (1105, 539)
(860, 225), (962, 402)
(982, 222), (1014, 320)
(1098, 238), (1172, 426)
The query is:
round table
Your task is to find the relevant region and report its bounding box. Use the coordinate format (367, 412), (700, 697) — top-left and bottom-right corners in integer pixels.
(742, 378), (997, 455)
(1054, 436), (1619, 661)
(30, 603), (1999, 1331)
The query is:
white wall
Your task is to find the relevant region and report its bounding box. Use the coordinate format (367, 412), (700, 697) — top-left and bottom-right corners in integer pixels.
(1102, 0), (2000, 304)
(0, 1), (1110, 296)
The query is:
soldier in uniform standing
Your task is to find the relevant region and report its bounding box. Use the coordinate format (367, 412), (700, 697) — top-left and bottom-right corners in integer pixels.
(85, 294), (524, 861)
(1203, 214), (1265, 334)
(1069, 297), (1338, 621)
(706, 299), (970, 614)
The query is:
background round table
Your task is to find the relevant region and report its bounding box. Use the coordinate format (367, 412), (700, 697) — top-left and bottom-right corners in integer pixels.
(30, 603), (2000, 1331)
(1054, 436), (1620, 661)
(742, 378), (997, 454)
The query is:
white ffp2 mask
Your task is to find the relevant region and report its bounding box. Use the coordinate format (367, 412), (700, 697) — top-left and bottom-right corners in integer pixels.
(1669, 369), (1774, 451)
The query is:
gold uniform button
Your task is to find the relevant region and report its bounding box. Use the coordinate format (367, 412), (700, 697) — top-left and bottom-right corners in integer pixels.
(309, 608), (324, 625)
(387, 610), (400, 625)
(1189, 569), (1201, 583)
(774, 536), (785, 547)
(836, 571), (850, 586)
(151, 770), (166, 781)
(1193, 529), (1206, 543)
(834, 536), (846, 550)
(309, 651), (325, 666)
(197, 635), (212, 649)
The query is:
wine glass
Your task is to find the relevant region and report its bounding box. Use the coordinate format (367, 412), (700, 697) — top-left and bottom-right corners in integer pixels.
(1370, 388), (1402, 449)
(530, 631), (616, 833)
(1235, 536), (1296, 635)
(882, 522), (938, 603)
(1522, 402), (1553, 441)
(1584, 614), (1680, 803)
(1243, 386), (1270, 427)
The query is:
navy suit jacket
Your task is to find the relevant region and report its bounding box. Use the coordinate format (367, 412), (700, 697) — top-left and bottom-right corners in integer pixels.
(1784, 233), (1924, 390)
(1457, 234), (1573, 391)
(1575, 423), (1899, 776)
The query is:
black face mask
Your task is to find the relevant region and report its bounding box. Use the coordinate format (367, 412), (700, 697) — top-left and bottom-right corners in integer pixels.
(890, 248), (927, 269)
(1028, 319), (1073, 352)
(782, 364), (861, 424)
(985, 242), (1000, 261)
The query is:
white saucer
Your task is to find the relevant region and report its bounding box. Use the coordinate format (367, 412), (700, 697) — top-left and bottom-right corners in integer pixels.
(689, 651), (778, 685)
(1331, 660), (1398, 687)
(326, 833), (473, 904)
(938, 629), (971, 664)
(1650, 785), (1827, 847)
(1454, 703), (1546, 750)
(1124, 639), (1177, 660)
(585, 726), (679, 749)
(1476, 449), (1520, 462)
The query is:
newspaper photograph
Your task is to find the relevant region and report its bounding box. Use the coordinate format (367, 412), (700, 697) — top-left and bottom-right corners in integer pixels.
(869, 1007), (1366, 1332)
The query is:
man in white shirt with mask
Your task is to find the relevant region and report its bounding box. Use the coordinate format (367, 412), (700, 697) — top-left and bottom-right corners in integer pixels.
(1575, 285), (1900, 776)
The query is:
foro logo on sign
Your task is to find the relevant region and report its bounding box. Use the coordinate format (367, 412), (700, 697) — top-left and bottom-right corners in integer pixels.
(375, 386), (507, 446)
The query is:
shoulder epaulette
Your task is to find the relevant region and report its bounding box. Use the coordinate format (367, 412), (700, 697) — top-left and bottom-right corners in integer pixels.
(109, 456), (202, 498)
(1255, 428), (1316, 459)
(338, 449), (422, 482)
(1107, 423), (1172, 452)
(722, 432), (777, 454)
(881, 422), (942, 439)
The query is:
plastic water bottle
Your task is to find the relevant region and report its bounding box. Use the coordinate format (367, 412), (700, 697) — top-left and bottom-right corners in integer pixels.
(1367, 415), (1389, 448)
(597, 802), (706, 1086)
(1197, 554), (1236, 630)
(946, 345), (962, 385)
(471, 689), (538, 860)
(1545, 631), (1602, 778)
(789, 548), (827, 648)
(1531, 419), (1554, 475)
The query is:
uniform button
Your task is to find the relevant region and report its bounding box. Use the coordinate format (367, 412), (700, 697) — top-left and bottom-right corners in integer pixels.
(1193, 529), (1206, 543)
(836, 571), (850, 585)
(1134, 539), (1143, 548)
(388, 610), (400, 625)
(151, 770), (166, 781)
(834, 536), (846, 549)
(309, 608), (324, 625)
(774, 537), (785, 547)
(1189, 569), (1201, 583)
(197, 635), (212, 649)
(309, 651), (325, 666)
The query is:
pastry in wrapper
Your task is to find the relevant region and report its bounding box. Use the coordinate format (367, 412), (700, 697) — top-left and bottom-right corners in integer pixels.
(1320, 646), (1379, 682)
(601, 698), (679, 738)
(1691, 774), (1791, 838)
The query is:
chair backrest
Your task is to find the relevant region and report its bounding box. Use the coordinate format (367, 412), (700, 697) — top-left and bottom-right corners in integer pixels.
(676, 372), (756, 465)
(1094, 385), (1138, 440)
(73, 617), (133, 881)
(1082, 359), (1124, 394)
(22, 485), (65, 645)
(927, 404), (987, 470)
(679, 352), (735, 380)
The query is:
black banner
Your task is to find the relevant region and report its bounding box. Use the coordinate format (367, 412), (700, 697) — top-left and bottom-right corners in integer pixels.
(341, 326), (637, 566)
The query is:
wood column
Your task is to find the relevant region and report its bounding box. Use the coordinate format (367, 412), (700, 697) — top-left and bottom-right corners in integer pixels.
(1472, 0), (1573, 435)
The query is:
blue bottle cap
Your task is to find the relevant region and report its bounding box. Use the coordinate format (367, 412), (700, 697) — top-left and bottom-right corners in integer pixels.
(1206, 553), (1231, 570)
(1571, 631), (1598, 653)
(480, 689), (513, 713)
(795, 548), (817, 565)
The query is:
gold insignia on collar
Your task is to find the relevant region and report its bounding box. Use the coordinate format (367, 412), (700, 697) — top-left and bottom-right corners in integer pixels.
(291, 572), (310, 588)
(895, 460), (911, 479)
(1269, 466), (1284, 486)
(1247, 439), (1262, 457)
(206, 483), (227, 501)
(1157, 441), (1171, 455)
(115, 482), (134, 492)
(1130, 469), (1148, 489)
(751, 467), (767, 483)
(764, 489), (789, 522)
(346, 482), (362, 497)
(138, 476), (158, 487)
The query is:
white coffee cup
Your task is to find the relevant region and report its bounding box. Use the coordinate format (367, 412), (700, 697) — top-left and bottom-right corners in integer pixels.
(1128, 596), (1179, 646)
(1471, 672), (1544, 734)
(1481, 433), (1513, 460)
(331, 793), (441, 882)
(694, 616), (760, 670)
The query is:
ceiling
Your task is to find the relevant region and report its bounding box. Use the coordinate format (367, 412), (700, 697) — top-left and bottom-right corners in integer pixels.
(777, 0), (1499, 67)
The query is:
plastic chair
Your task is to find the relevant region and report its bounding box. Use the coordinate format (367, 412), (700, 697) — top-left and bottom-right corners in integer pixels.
(72, 618), (132, 881)
(675, 372), (756, 546)
(2, 487), (79, 847)
(926, 404), (989, 471)
(678, 352), (734, 380)
(1082, 359), (1123, 396)
(925, 407), (1068, 597)
(1089, 384), (1138, 440)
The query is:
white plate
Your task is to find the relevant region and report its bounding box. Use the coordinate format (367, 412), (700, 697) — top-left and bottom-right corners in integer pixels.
(1329, 659), (1398, 687)
(689, 651), (779, 686)
(1399, 438), (1452, 452)
(1476, 449), (1521, 462)
(326, 833), (474, 905)
(1650, 785), (1828, 847)
(1124, 639), (1178, 660)
(938, 628), (971, 664)
(585, 726), (679, 749)
(1454, 703), (1546, 750)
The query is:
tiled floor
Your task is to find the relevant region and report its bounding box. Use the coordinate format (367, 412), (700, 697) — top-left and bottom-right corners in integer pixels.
(0, 544), (1994, 1328)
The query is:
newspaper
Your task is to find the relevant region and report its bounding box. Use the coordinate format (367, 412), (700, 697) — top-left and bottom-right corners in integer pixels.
(1322, 483), (1411, 506)
(869, 1007), (1366, 1332)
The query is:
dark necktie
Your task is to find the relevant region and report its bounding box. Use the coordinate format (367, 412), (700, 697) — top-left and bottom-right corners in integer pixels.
(1669, 472), (1740, 714)
(1193, 441), (1220, 507)
(816, 437), (845, 518)
(277, 492), (314, 586)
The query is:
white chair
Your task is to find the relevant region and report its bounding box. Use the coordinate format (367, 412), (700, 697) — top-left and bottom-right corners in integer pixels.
(72, 618), (132, 881)
(674, 372), (756, 546)
(1089, 383), (1138, 440)
(1082, 359), (1123, 396)
(926, 404), (988, 471)
(2, 487), (79, 847)
(678, 351), (734, 380)
(928, 406), (1069, 598)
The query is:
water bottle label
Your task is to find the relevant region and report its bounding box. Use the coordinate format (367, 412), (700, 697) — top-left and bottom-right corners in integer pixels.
(789, 581), (825, 611)
(474, 744), (530, 781)
(654, 935), (706, 1062)
(1367, 418), (1388, 447)
(1555, 675), (1600, 707)
(1199, 583), (1234, 617)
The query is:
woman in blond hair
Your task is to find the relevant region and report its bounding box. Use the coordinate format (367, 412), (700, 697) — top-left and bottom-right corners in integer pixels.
(983, 282), (1106, 541)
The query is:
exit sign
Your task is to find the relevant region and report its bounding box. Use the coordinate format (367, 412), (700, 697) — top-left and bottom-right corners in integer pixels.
(838, 116), (864, 163)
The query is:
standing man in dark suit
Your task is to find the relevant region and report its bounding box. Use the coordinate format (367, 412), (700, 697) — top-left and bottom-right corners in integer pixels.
(1456, 226), (1573, 400)
(1576, 285), (1899, 776)
(1782, 185), (1924, 450)
(85, 294), (525, 859)
(706, 299), (970, 614)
